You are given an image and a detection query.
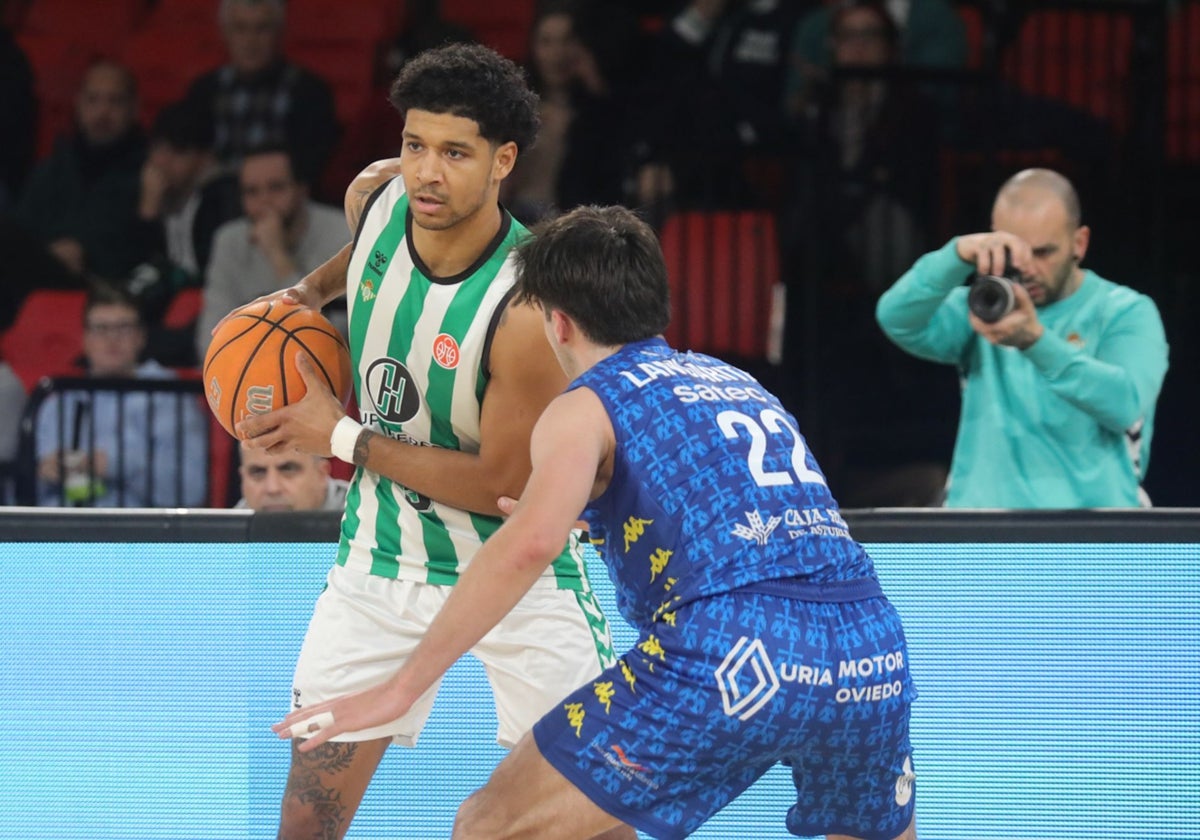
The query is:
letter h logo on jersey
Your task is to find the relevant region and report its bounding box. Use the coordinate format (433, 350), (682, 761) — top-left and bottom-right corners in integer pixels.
(715, 637), (780, 720)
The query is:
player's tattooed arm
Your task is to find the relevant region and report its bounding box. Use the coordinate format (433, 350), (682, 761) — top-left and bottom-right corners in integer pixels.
(344, 157), (404, 233)
(352, 428), (374, 468)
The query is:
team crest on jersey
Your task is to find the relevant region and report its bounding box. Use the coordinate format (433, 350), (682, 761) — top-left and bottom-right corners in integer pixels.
(360, 278), (376, 302)
(365, 358), (421, 423)
(432, 333), (460, 369)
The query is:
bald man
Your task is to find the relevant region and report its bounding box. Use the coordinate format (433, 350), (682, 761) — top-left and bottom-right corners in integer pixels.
(236, 442), (348, 512)
(876, 168), (1168, 508)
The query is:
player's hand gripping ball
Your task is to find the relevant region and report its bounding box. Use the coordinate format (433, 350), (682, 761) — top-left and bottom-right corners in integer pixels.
(203, 300), (352, 439)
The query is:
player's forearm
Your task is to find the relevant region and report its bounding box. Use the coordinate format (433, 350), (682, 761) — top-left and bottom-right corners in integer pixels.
(353, 429), (524, 517)
(299, 242), (352, 307)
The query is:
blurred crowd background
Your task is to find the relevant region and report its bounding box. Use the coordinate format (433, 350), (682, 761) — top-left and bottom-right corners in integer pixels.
(0, 0), (1196, 509)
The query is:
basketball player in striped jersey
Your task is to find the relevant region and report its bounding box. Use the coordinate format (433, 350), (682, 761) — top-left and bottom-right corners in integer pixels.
(237, 44), (630, 840)
(276, 206), (919, 840)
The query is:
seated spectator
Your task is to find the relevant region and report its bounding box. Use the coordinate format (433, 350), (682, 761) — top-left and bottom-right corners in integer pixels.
(195, 145), (346, 361)
(234, 441), (348, 511)
(181, 0), (339, 185)
(127, 102), (244, 367)
(501, 0), (638, 225)
(792, 0), (941, 290)
(633, 0), (814, 210)
(137, 101), (242, 286)
(34, 282), (208, 508)
(782, 0), (954, 506)
(787, 0), (967, 115)
(15, 59), (150, 280)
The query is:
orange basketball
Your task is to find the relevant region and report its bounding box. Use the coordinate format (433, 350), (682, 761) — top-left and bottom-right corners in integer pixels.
(203, 299), (353, 439)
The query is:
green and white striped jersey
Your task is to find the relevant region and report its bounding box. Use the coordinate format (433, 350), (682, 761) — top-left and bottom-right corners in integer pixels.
(337, 177), (586, 590)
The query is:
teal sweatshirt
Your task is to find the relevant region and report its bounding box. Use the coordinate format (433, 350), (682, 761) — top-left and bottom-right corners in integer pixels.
(876, 239), (1168, 508)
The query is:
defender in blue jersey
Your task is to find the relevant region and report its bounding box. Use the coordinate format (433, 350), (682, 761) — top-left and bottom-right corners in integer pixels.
(275, 206), (919, 840)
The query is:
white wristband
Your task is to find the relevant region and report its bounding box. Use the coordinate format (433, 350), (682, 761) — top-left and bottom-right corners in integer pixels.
(330, 416), (365, 463)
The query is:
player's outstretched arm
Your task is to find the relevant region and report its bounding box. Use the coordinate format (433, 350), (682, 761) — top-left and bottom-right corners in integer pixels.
(272, 388), (612, 749)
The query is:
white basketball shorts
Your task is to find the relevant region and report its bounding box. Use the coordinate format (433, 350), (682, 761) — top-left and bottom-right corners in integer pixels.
(291, 563), (616, 746)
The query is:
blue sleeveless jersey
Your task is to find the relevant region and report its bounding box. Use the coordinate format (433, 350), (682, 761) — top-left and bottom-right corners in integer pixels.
(572, 338), (878, 628)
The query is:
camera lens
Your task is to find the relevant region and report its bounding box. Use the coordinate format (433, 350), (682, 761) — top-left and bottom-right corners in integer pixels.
(968, 274), (1016, 323)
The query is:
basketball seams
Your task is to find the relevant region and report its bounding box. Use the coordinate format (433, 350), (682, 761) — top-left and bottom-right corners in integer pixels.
(204, 300), (350, 438)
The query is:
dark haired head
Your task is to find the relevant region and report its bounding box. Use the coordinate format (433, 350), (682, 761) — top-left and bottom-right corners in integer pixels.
(150, 101), (215, 151)
(514, 205), (670, 346)
(389, 42), (539, 153)
(241, 142), (305, 183)
(84, 279), (143, 324)
(831, 0), (900, 48)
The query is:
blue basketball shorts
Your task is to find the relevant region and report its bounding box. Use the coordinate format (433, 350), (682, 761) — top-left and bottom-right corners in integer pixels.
(532, 584), (918, 840)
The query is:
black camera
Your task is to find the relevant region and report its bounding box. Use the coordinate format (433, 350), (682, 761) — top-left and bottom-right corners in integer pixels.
(967, 251), (1022, 323)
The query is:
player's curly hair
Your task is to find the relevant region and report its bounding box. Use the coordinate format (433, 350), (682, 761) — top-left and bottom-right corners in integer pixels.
(515, 205), (671, 346)
(389, 42), (540, 153)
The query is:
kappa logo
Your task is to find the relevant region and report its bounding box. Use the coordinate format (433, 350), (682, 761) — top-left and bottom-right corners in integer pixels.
(732, 510), (781, 545)
(432, 333), (460, 369)
(360, 278), (376, 302)
(715, 636), (780, 720)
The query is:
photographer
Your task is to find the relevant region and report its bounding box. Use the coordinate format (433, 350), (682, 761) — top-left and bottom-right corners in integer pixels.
(876, 168), (1168, 508)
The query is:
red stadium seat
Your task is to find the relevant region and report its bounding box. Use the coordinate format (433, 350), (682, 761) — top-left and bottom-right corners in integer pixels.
(1166, 1), (1200, 163)
(15, 33), (95, 157)
(658, 210), (782, 361)
(20, 0), (146, 52)
(1001, 9), (1134, 135)
(0, 290), (88, 391)
(441, 0), (535, 61)
(161, 288), (204, 330)
(119, 0), (225, 121)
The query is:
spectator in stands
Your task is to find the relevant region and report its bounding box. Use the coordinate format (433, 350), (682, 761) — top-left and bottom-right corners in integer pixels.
(501, 0), (635, 225)
(0, 19), (36, 209)
(127, 102), (245, 368)
(876, 168), (1169, 508)
(235, 441), (348, 512)
(787, 0), (967, 115)
(15, 59), (150, 280)
(34, 282), (208, 508)
(181, 0), (339, 185)
(780, 0), (953, 508)
(791, 0), (940, 290)
(633, 0), (815, 210)
(137, 101), (241, 286)
(196, 145), (346, 361)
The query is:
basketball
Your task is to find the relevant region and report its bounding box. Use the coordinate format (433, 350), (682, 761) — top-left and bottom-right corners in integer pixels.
(203, 299), (353, 439)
